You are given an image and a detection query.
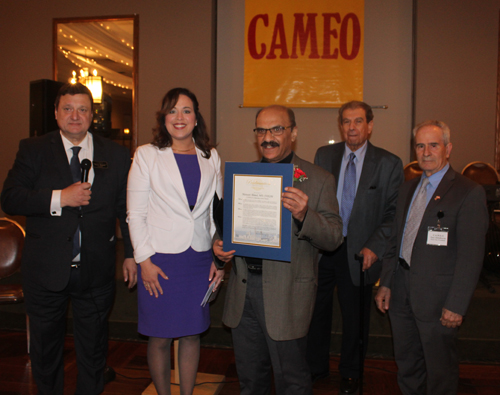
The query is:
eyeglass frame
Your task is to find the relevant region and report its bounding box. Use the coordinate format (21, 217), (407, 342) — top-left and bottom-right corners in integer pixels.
(253, 125), (293, 136)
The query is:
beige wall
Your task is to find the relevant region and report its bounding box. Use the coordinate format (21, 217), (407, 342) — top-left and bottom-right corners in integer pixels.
(1, 0), (500, 219)
(414, 0), (499, 172)
(216, 0), (414, 168)
(216, 0), (500, 176)
(0, 0), (215, 216)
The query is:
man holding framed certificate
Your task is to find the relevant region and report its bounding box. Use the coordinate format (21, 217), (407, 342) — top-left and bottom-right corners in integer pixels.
(213, 105), (343, 395)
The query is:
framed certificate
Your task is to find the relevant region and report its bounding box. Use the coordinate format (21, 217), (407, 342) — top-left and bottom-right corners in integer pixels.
(223, 162), (294, 261)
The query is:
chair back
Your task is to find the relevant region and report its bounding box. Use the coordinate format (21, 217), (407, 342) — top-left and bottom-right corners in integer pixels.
(0, 218), (25, 279)
(462, 162), (500, 185)
(404, 161), (423, 181)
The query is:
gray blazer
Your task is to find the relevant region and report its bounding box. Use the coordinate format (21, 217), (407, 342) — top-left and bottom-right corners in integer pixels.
(380, 167), (488, 319)
(315, 141), (404, 285)
(222, 154), (343, 341)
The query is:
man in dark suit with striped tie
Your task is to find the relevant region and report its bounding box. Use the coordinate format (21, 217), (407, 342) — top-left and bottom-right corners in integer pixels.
(375, 120), (488, 394)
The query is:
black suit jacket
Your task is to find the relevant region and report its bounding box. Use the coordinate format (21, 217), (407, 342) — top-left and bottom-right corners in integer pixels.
(1, 131), (133, 291)
(380, 167), (488, 318)
(315, 141), (404, 285)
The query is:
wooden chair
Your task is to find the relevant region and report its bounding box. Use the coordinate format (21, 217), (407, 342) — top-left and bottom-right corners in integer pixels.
(461, 163), (500, 292)
(462, 161), (500, 185)
(0, 217), (29, 352)
(403, 161), (423, 181)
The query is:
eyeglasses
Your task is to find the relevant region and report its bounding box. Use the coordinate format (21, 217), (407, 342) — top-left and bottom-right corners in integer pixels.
(253, 126), (292, 136)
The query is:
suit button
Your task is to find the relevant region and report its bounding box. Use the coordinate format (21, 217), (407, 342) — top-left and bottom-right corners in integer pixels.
(67, 237), (72, 241)
(242, 279), (247, 284)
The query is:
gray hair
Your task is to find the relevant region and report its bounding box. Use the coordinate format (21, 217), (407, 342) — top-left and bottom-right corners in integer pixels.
(413, 120), (451, 145)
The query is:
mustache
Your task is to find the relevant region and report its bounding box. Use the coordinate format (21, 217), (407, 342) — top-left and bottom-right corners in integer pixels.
(261, 141), (280, 148)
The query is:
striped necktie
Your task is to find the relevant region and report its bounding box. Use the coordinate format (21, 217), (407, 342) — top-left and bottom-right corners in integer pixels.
(401, 177), (430, 265)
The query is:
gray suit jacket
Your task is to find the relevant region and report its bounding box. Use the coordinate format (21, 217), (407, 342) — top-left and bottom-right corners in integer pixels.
(315, 141), (404, 285)
(380, 167), (488, 319)
(222, 154), (343, 341)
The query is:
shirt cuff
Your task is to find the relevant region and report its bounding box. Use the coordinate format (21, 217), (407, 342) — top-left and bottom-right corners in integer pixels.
(51, 190), (62, 216)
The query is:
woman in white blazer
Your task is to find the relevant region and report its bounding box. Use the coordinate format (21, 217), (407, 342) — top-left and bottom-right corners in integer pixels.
(127, 88), (224, 395)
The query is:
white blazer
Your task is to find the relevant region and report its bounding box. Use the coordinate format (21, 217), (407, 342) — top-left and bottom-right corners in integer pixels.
(127, 143), (222, 263)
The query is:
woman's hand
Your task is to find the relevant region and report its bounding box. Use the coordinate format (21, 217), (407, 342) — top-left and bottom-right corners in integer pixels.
(140, 258), (169, 298)
(209, 261), (225, 292)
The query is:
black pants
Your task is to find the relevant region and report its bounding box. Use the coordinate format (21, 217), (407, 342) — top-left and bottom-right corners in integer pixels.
(232, 271), (313, 395)
(306, 240), (373, 378)
(24, 267), (114, 395)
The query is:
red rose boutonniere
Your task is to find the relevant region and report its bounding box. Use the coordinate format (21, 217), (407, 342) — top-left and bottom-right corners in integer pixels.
(293, 166), (308, 182)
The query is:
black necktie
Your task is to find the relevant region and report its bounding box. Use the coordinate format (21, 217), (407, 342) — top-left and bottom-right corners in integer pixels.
(70, 147), (82, 183)
(70, 147), (81, 259)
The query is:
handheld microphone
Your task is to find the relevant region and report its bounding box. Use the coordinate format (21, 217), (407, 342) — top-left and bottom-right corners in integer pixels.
(81, 159), (92, 183)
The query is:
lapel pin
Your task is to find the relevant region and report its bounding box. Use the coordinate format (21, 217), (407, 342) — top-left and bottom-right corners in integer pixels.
(434, 196), (440, 201)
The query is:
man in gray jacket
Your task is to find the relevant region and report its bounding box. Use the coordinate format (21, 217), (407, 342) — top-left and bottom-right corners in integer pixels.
(214, 105), (343, 395)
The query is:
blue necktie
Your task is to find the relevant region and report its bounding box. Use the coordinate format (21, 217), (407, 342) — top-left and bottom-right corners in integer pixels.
(70, 147), (81, 259)
(340, 153), (356, 237)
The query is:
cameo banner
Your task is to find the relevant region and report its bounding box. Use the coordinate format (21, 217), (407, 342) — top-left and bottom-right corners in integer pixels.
(223, 162), (293, 261)
(244, 0), (364, 108)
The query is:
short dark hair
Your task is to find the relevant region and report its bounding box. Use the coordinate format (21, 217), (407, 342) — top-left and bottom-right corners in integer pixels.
(255, 105), (297, 129)
(338, 100), (373, 130)
(152, 88), (212, 158)
(54, 82), (94, 111)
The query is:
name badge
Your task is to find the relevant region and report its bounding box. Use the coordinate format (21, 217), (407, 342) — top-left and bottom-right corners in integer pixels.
(93, 161), (108, 169)
(427, 226), (448, 246)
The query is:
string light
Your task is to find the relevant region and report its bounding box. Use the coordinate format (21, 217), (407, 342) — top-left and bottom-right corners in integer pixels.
(58, 24), (132, 67)
(58, 22), (133, 93)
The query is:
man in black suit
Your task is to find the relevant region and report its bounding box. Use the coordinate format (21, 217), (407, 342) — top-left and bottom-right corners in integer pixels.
(375, 120), (488, 394)
(1, 83), (137, 395)
(307, 101), (404, 393)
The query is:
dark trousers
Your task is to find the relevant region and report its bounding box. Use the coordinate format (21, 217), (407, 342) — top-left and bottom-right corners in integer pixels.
(389, 267), (459, 395)
(306, 240), (373, 378)
(232, 271), (313, 395)
(24, 267), (114, 395)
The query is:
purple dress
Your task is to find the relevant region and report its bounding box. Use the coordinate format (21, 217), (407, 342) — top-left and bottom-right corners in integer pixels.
(137, 153), (213, 338)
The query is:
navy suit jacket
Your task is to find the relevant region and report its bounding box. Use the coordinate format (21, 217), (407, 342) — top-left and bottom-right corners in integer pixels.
(1, 131), (133, 291)
(315, 141), (404, 285)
